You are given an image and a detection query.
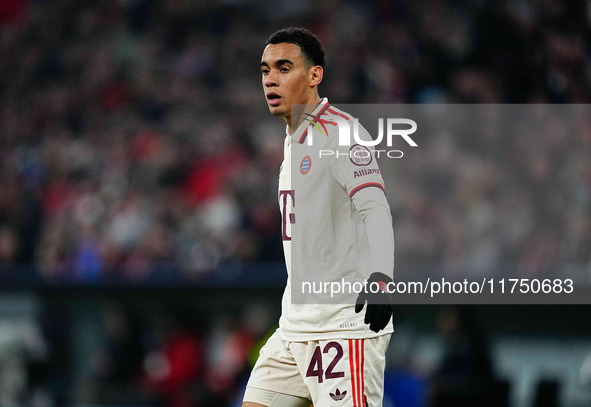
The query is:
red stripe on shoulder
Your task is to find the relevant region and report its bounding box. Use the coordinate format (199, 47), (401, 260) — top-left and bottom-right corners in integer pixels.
(317, 119), (329, 137)
(327, 107), (350, 120)
(318, 118), (337, 126)
(297, 103), (331, 144)
(349, 182), (386, 198)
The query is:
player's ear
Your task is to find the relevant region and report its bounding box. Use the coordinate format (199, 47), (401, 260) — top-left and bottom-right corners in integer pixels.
(309, 65), (323, 87)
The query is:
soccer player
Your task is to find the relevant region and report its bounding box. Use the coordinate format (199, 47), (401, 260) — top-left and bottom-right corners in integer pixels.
(243, 27), (395, 407)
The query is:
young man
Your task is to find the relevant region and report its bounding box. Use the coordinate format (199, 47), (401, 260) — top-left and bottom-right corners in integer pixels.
(243, 27), (395, 407)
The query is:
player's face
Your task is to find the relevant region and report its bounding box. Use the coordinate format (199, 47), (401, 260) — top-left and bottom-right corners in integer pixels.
(260, 43), (318, 122)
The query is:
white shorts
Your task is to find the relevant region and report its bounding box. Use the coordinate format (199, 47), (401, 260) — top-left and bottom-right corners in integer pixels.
(244, 330), (391, 407)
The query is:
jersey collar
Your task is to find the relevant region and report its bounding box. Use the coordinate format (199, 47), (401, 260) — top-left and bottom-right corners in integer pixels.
(287, 98), (330, 144)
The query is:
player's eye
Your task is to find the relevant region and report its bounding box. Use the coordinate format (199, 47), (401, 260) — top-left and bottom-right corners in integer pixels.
(261, 69), (270, 75)
(280, 67), (289, 73)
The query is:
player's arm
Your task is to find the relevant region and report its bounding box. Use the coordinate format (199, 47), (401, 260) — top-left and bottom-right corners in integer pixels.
(327, 122), (395, 333)
(351, 186), (394, 280)
(351, 186), (395, 333)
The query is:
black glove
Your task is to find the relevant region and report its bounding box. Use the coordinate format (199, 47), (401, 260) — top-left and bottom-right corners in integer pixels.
(355, 272), (393, 333)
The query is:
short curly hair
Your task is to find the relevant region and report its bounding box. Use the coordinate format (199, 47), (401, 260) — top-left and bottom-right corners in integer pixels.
(265, 27), (326, 69)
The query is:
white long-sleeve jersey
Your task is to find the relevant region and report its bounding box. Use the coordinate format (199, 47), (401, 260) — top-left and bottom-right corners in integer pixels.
(277, 98), (395, 341)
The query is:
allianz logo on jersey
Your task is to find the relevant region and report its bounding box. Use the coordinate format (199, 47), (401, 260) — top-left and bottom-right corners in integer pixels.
(304, 117), (418, 159)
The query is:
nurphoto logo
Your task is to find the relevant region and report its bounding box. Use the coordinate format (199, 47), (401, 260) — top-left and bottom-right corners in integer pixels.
(305, 116), (418, 159)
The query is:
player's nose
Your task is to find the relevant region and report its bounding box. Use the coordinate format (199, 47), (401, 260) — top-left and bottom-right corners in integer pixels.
(264, 71), (278, 87)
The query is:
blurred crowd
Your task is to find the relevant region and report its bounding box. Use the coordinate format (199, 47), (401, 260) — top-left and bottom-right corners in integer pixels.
(74, 302), (273, 407)
(0, 299), (275, 406)
(383, 103), (591, 282)
(0, 0), (590, 283)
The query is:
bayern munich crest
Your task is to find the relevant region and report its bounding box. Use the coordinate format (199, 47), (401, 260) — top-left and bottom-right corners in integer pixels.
(349, 144), (372, 166)
(300, 155), (312, 174)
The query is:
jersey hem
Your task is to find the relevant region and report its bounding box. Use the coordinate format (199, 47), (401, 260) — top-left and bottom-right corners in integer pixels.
(277, 326), (394, 343)
(244, 385), (311, 400)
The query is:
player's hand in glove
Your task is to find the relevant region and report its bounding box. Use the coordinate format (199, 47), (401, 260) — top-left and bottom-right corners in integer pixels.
(355, 272), (393, 333)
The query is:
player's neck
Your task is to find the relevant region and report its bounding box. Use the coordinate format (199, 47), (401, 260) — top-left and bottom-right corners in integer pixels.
(286, 95), (322, 134)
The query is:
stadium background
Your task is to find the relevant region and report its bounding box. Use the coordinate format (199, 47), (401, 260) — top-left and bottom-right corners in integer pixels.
(0, 0), (591, 406)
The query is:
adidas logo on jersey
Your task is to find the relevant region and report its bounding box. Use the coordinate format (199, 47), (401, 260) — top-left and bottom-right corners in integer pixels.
(329, 388), (347, 401)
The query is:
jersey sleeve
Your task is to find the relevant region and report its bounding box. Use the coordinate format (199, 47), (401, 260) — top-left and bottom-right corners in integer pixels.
(351, 187), (395, 279)
(329, 123), (386, 198)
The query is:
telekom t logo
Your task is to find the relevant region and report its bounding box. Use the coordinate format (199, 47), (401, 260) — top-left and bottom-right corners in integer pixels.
(305, 117), (418, 147)
(279, 190), (295, 241)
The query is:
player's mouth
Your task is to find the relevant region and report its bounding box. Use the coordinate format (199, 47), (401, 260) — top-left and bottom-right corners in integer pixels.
(267, 92), (282, 107)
